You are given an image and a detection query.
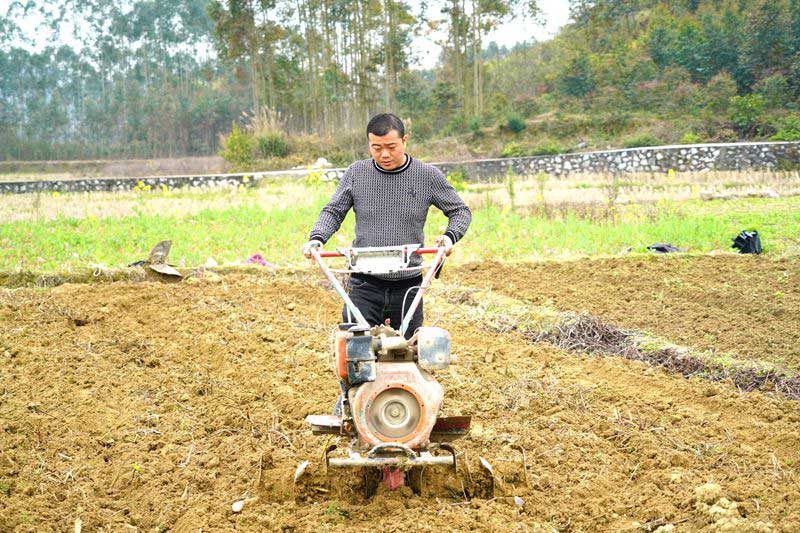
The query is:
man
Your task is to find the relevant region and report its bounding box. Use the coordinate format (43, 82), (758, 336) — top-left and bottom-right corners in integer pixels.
(302, 113), (471, 339)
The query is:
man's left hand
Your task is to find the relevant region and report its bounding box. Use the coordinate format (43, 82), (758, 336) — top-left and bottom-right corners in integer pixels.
(435, 234), (454, 256)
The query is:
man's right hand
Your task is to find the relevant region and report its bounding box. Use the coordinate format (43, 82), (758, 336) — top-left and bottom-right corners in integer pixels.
(302, 239), (323, 258)
(435, 234), (454, 256)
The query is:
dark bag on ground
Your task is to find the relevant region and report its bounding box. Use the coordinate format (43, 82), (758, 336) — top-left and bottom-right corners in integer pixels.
(731, 230), (762, 254)
(647, 243), (682, 253)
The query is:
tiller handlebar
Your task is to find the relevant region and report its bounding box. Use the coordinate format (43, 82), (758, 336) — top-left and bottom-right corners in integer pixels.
(310, 245), (446, 337)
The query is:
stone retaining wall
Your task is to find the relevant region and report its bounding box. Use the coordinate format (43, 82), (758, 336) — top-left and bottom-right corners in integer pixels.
(1, 141), (798, 194)
(0, 169), (319, 195)
(437, 141), (800, 181)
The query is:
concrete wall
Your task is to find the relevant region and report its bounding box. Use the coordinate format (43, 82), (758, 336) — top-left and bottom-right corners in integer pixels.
(2, 141), (798, 195)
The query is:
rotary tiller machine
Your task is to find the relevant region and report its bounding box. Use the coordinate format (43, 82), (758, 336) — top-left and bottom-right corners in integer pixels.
(300, 244), (472, 495)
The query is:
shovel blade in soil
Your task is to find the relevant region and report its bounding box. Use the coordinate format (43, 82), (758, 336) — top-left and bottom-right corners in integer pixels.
(430, 416), (471, 441)
(305, 414), (342, 435)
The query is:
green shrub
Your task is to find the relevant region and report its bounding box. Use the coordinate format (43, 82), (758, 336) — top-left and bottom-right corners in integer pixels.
(557, 55), (595, 98)
(701, 72), (738, 115)
(770, 131), (800, 141)
(500, 142), (526, 158)
(769, 116), (800, 141)
(500, 141), (568, 157)
(219, 123), (255, 166)
(622, 134), (661, 148)
(506, 113), (526, 133)
(789, 54), (800, 99)
(712, 127), (739, 143)
(680, 132), (703, 144)
(446, 169), (468, 192)
(538, 93), (556, 110)
(255, 132), (290, 158)
(730, 94), (766, 134)
(755, 74), (790, 109)
(486, 93), (510, 120)
(530, 142), (564, 156)
(499, 141), (564, 158)
(512, 95), (540, 118)
(468, 117), (483, 137)
(444, 114), (469, 136)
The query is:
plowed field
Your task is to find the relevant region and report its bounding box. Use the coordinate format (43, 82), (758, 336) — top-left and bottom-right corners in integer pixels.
(1, 260), (799, 531)
(454, 254), (800, 372)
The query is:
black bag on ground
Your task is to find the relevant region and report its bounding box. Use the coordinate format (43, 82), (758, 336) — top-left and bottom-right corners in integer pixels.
(647, 243), (682, 253)
(731, 230), (762, 254)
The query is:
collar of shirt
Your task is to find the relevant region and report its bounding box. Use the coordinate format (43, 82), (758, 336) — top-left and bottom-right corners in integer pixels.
(372, 154), (412, 174)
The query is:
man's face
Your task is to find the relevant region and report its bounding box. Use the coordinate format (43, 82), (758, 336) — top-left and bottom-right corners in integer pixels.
(368, 130), (408, 170)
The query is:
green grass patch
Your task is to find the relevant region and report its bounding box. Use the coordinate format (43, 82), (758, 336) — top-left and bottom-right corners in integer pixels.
(3, 192), (800, 271)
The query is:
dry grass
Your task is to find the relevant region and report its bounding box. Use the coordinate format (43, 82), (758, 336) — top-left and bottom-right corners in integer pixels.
(533, 313), (800, 399)
(464, 169), (800, 212)
(0, 180), (328, 223)
(4, 168), (799, 225)
(0, 156), (230, 181)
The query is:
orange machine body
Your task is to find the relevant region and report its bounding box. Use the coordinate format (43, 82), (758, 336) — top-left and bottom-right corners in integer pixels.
(348, 361), (443, 449)
(332, 328), (350, 380)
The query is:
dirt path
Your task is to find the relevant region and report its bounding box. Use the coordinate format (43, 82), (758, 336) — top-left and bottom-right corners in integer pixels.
(1, 272), (798, 530)
(454, 254), (800, 372)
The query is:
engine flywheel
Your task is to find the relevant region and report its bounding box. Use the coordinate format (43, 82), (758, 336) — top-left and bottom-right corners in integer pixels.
(369, 388), (422, 440)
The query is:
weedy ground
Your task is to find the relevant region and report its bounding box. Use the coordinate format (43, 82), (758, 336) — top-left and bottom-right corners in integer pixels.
(2, 170), (800, 271)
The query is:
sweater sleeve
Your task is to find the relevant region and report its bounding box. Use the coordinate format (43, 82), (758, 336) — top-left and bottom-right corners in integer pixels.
(430, 168), (472, 243)
(309, 168), (354, 244)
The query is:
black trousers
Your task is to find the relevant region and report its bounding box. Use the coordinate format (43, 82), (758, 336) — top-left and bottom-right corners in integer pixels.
(342, 274), (423, 339)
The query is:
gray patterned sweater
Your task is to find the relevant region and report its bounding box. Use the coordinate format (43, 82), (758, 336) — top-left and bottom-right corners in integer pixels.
(309, 155), (472, 279)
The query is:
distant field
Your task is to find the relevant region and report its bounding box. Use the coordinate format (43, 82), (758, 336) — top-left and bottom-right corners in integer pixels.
(0, 156), (230, 181)
(2, 170), (800, 271)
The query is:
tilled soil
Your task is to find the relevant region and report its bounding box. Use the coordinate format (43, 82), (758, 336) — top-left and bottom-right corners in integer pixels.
(454, 254), (800, 372)
(1, 271), (799, 531)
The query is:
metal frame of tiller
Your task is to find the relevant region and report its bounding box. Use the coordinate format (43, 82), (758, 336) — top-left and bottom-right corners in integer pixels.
(311, 244), (446, 338)
(308, 244), (460, 470)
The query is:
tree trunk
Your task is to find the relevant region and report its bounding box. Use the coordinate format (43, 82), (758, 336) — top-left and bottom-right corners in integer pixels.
(383, 0), (394, 110)
(472, 1), (479, 116)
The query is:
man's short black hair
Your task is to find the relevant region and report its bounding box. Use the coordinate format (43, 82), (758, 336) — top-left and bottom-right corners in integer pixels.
(366, 113), (405, 138)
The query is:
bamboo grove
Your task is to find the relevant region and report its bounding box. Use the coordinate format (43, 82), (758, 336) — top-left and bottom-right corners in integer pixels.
(0, 0), (536, 160)
(2, 0), (800, 162)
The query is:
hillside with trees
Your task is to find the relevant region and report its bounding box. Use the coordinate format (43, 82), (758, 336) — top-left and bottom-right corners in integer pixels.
(2, 0), (800, 166)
